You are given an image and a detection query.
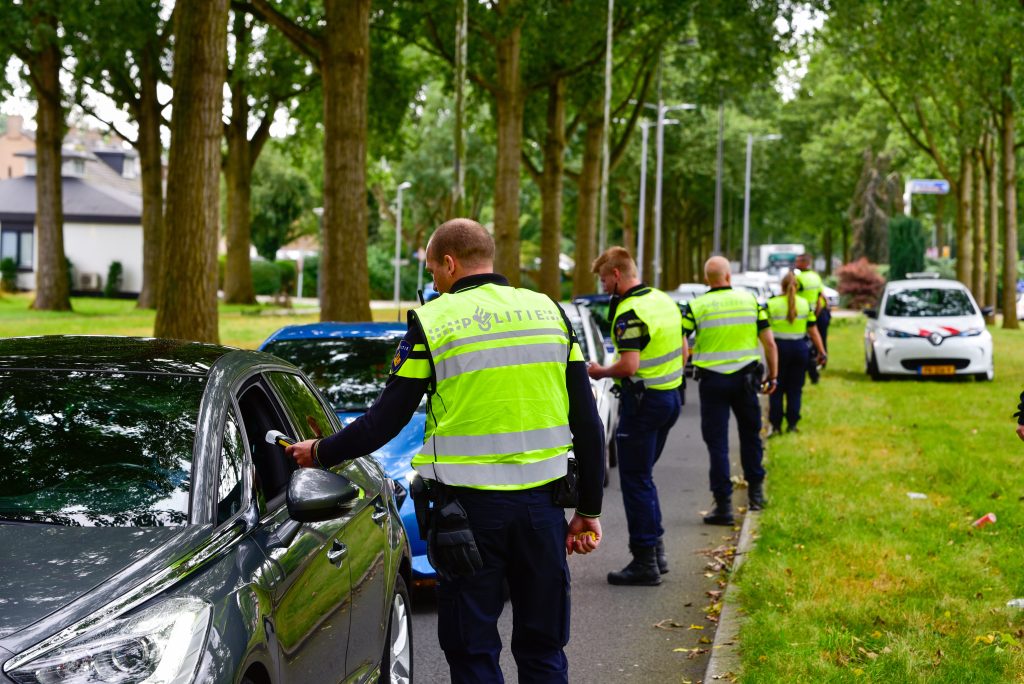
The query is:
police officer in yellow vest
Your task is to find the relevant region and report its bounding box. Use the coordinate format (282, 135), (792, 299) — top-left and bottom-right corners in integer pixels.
(587, 247), (683, 586)
(683, 256), (778, 525)
(766, 271), (827, 435)
(794, 252), (830, 384)
(287, 219), (605, 683)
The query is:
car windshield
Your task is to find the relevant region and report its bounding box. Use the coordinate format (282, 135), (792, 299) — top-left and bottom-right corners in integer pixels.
(884, 288), (976, 317)
(264, 336), (412, 412)
(561, 309), (592, 361)
(0, 370), (205, 527)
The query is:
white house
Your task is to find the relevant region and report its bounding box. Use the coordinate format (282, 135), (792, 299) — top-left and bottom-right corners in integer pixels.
(0, 147), (144, 294)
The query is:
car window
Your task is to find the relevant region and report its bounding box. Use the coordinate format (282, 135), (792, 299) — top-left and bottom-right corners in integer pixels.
(216, 412), (246, 525)
(0, 370), (205, 527)
(262, 336), (405, 412)
(265, 371), (339, 442)
(884, 288), (976, 317)
(237, 381), (297, 507)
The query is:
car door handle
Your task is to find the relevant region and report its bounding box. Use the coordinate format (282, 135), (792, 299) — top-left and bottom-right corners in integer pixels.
(327, 540), (347, 566)
(371, 500), (388, 524)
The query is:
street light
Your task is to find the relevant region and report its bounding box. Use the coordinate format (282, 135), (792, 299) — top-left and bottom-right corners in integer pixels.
(741, 134), (781, 273)
(635, 118), (675, 282)
(393, 181), (411, 320)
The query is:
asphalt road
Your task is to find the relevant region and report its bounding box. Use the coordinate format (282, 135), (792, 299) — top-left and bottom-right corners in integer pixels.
(410, 383), (749, 683)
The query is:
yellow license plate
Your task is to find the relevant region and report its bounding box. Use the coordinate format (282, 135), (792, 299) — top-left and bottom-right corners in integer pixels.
(921, 365), (955, 375)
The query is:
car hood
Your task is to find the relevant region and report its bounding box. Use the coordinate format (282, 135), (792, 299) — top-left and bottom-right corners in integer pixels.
(0, 525), (193, 640)
(337, 411), (426, 479)
(878, 315), (985, 338)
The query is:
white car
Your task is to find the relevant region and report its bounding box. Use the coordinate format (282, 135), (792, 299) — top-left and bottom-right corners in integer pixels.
(863, 277), (993, 381)
(673, 282), (710, 302)
(560, 302), (620, 473)
(822, 285), (840, 308)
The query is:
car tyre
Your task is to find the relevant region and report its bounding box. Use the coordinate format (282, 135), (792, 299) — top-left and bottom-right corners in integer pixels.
(867, 351), (884, 381)
(975, 368), (994, 382)
(379, 574), (413, 684)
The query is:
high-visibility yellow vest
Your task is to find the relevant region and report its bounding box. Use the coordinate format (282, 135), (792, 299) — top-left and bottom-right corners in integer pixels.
(683, 288), (765, 374)
(410, 282), (582, 490)
(796, 269), (823, 310)
(612, 287), (683, 390)
(767, 294), (817, 340)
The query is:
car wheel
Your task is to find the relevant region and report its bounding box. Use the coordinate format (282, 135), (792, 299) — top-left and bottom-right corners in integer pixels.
(975, 368), (994, 382)
(866, 352), (882, 381)
(378, 574), (413, 684)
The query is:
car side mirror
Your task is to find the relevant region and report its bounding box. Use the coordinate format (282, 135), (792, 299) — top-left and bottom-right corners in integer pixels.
(286, 468), (360, 523)
(863, 307), (878, 319)
(981, 305), (994, 317)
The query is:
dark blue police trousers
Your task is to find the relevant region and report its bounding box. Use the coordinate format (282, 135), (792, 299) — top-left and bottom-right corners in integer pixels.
(807, 307), (831, 382)
(770, 338), (810, 431)
(615, 387), (681, 547)
(437, 486), (570, 684)
(698, 368), (765, 499)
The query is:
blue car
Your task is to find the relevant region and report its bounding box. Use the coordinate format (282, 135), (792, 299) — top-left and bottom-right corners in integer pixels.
(261, 323), (435, 581)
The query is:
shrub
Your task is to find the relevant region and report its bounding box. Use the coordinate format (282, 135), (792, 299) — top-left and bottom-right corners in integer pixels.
(104, 261), (123, 297)
(836, 258), (885, 310)
(250, 259), (281, 295)
(0, 257), (16, 292)
(300, 255), (319, 298)
(888, 215), (925, 280)
(276, 260), (297, 296)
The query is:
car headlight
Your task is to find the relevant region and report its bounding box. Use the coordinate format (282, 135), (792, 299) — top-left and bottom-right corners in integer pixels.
(960, 328), (983, 337)
(883, 328), (914, 338)
(7, 597), (210, 684)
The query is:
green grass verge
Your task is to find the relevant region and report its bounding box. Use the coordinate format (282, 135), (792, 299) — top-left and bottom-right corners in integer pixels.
(0, 293), (390, 349)
(738, 317), (1024, 682)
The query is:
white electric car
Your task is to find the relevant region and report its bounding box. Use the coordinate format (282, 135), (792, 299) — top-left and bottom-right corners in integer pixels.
(863, 275), (993, 381)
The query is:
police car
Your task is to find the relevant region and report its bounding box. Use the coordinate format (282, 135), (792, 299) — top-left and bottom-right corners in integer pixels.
(863, 275), (994, 381)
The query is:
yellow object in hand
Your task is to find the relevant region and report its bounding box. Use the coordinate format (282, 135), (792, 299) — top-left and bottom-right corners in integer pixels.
(576, 531), (597, 542)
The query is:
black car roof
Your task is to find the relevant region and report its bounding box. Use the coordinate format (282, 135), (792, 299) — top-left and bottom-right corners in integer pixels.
(0, 336), (238, 376)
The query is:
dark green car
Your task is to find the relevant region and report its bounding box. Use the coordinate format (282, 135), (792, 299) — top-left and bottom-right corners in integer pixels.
(0, 336), (412, 684)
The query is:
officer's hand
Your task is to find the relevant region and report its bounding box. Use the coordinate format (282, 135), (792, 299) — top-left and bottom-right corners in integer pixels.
(760, 378), (778, 395)
(586, 363), (604, 380)
(1017, 424), (1024, 442)
(818, 353), (828, 369)
(565, 514), (602, 555)
(286, 440), (317, 468)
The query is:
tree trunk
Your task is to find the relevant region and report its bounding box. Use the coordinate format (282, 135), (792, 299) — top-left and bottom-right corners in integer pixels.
(1001, 62), (1019, 329)
(537, 78), (565, 299)
(319, 0), (371, 321)
(30, 15), (71, 311)
(986, 144), (998, 316)
(493, 4), (524, 285)
(224, 15), (257, 305)
(135, 47), (164, 310)
(154, 0), (228, 342)
(955, 153), (973, 286)
(841, 223), (850, 264)
(823, 225), (834, 277)
(619, 187), (635, 257)
(972, 149), (985, 300)
(571, 121), (602, 296)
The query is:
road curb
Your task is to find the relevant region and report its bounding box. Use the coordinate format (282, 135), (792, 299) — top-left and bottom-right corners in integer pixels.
(703, 509), (760, 682)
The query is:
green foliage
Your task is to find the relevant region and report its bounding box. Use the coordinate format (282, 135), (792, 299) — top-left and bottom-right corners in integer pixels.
(0, 258), (17, 292)
(250, 144), (317, 261)
(276, 260), (297, 296)
(250, 260), (281, 296)
(300, 256), (319, 298)
(103, 261), (123, 297)
(888, 215), (925, 281)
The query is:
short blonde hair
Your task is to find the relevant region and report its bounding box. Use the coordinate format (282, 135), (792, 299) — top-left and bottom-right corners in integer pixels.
(591, 247), (638, 278)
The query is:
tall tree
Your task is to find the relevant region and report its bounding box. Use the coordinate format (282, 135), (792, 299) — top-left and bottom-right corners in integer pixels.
(0, 0), (78, 311)
(242, 0), (372, 321)
(154, 0), (229, 342)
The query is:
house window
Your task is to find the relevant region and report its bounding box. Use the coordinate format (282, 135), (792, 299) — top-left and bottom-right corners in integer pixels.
(0, 228), (33, 271)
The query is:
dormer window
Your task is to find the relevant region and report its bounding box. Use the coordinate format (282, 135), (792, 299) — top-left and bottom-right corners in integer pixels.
(122, 156), (137, 179)
(62, 158), (86, 177)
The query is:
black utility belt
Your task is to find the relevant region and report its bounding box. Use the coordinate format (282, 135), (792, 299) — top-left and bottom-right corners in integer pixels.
(694, 361), (760, 380)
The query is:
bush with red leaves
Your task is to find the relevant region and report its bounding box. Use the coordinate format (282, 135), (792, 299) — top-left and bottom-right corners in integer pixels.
(836, 258), (885, 310)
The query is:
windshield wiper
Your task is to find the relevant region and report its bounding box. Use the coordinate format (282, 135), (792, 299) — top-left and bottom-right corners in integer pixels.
(0, 513), (73, 526)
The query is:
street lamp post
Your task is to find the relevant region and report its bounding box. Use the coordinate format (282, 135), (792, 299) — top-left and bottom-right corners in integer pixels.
(393, 181), (411, 319)
(741, 134), (781, 273)
(646, 101), (695, 288)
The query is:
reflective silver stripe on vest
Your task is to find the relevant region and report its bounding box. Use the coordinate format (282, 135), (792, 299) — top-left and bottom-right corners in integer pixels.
(432, 327), (566, 356)
(418, 424), (572, 457)
(695, 306), (755, 320)
(434, 343), (567, 382)
(697, 315), (757, 329)
(774, 331), (808, 340)
(415, 452), (569, 486)
(692, 347), (761, 362)
(639, 349), (682, 369)
(631, 367), (684, 387)
(697, 358), (756, 373)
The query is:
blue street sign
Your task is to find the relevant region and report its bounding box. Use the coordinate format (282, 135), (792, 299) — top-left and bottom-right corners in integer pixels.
(909, 179), (950, 195)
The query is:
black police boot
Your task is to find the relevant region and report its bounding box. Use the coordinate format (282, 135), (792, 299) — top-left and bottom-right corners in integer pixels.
(702, 496), (734, 526)
(656, 538), (668, 575)
(748, 481), (767, 511)
(607, 546), (662, 586)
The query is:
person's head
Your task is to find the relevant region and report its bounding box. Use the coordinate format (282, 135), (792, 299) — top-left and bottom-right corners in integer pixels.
(704, 256), (731, 288)
(781, 271), (799, 323)
(425, 218), (495, 293)
(591, 247), (639, 296)
(795, 253), (812, 270)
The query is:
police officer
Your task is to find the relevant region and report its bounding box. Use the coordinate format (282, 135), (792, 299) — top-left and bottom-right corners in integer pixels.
(587, 247), (682, 586)
(287, 219), (605, 684)
(794, 253), (829, 384)
(684, 256), (778, 525)
(1015, 390), (1024, 441)
(766, 271), (827, 435)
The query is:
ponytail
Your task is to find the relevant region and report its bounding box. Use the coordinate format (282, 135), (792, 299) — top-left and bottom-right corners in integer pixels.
(782, 273), (798, 323)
